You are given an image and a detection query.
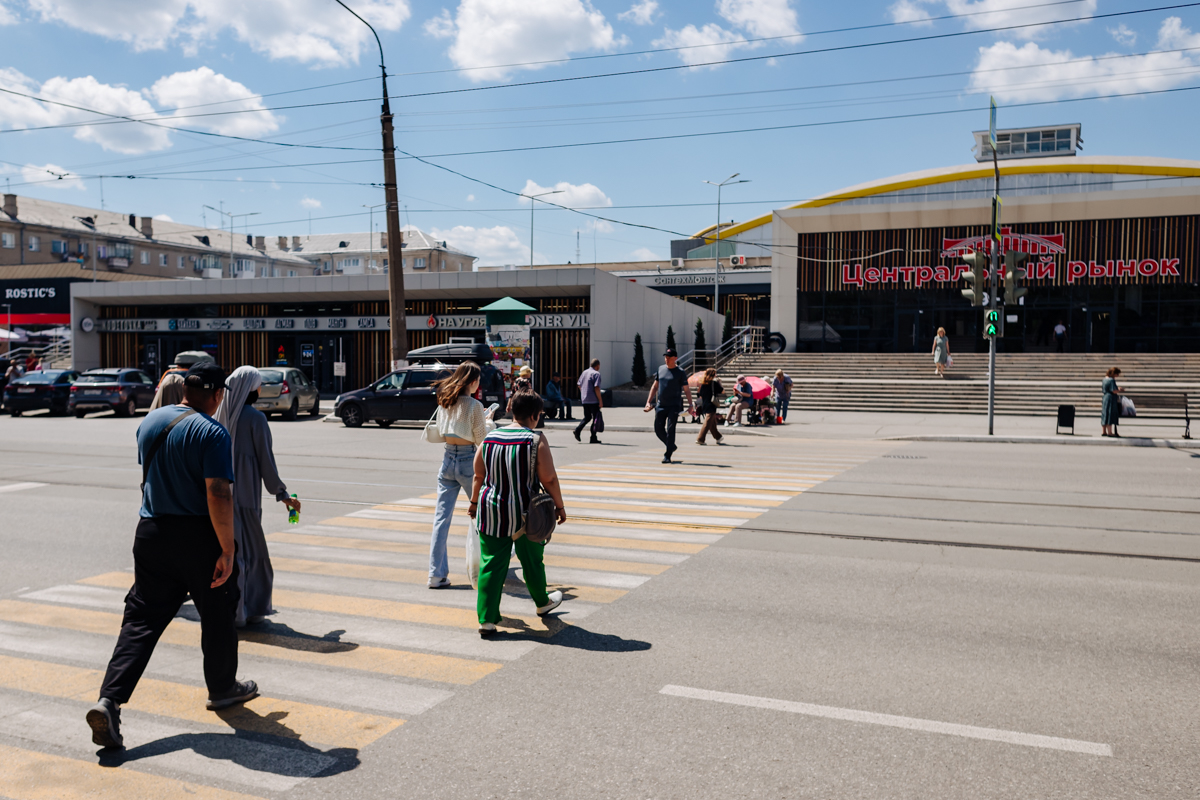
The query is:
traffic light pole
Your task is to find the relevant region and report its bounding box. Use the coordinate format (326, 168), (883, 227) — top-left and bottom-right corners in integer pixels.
(987, 146), (1001, 436)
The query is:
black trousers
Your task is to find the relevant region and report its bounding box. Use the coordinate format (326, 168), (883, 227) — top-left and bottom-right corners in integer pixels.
(575, 403), (601, 440)
(546, 398), (573, 419)
(654, 408), (679, 456)
(100, 516), (240, 704)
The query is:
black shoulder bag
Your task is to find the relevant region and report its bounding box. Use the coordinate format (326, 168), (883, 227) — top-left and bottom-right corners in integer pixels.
(519, 431), (557, 544)
(140, 408), (197, 495)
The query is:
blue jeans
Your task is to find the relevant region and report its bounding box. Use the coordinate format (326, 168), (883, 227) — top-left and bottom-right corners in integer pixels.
(777, 395), (790, 421)
(430, 444), (475, 580)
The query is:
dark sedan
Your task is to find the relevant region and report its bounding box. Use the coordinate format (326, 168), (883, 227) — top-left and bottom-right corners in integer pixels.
(334, 365), (451, 428)
(69, 369), (156, 417)
(3, 370), (80, 416)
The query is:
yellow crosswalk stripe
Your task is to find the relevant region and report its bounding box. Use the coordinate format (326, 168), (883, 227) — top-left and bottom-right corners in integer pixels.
(333, 513), (733, 535)
(271, 589), (559, 636)
(0, 599), (500, 686)
(0, 653), (401, 749)
(0, 742), (266, 800)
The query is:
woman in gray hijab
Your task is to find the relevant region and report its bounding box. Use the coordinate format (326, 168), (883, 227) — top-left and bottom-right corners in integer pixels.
(216, 365), (300, 626)
(148, 371), (185, 410)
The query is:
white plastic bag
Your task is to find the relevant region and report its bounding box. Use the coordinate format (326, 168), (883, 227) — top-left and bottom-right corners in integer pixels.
(465, 516), (481, 589)
(1120, 396), (1137, 417)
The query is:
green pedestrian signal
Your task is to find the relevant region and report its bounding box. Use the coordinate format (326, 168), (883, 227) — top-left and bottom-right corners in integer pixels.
(960, 251), (987, 307)
(984, 309), (1001, 339)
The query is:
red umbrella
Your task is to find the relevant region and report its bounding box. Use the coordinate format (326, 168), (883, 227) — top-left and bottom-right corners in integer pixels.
(687, 372), (706, 388)
(745, 376), (772, 399)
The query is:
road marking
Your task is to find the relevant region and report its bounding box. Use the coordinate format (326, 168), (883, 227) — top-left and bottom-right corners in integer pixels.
(0, 653), (402, 749)
(659, 685), (1113, 757)
(272, 589), (559, 635)
(0, 599), (501, 686)
(0, 742), (267, 800)
(0, 482), (47, 494)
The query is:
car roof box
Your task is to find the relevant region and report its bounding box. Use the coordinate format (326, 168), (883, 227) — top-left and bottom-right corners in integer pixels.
(407, 342), (494, 364)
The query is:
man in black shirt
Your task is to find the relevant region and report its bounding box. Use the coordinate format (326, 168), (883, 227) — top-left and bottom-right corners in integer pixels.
(643, 348), (696, 463)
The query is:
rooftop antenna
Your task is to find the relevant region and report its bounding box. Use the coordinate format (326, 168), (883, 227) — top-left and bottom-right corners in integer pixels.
(576, 231), (581, 264)
(99, 176), (105, 210)
(404, 203), (411, 230)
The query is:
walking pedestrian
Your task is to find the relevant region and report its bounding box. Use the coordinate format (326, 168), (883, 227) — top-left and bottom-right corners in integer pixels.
(149, 371), (185, 411)
(574, 358), (603, 444)
(725, 375), (753, 427)
(85, 362), (256, 750)
(468, 390), (568, 637)
(1101, 366), (1124, 438)
(643, 348), (696, 463)
(543, 373), (573, 420)
(773, 369), (793, 422)
(1054, 320), (1067, 352)
(428, 362), (493, 589)
(932, 327), (950, 378)
(215, 366), (298, 625)
(695, 368), (725, 445)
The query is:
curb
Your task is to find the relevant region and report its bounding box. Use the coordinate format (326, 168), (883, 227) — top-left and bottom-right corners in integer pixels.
(887, 434), (1200, 448)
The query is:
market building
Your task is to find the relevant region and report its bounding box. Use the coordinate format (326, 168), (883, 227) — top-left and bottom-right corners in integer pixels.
(70, 268), (723, 397)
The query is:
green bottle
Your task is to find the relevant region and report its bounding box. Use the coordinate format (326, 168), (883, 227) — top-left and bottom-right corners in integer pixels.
(288, 494), (300, 525)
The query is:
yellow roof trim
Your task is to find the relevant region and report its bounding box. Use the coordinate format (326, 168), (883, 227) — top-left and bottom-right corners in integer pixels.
(693, 161), (1200, 241)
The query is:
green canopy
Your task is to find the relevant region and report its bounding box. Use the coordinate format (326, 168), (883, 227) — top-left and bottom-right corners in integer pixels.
(479, 297), (537, 312)
(480, 296), (537, 326)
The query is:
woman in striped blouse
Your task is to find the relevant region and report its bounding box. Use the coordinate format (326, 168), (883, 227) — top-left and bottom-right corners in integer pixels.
(467, 390), (568, 637)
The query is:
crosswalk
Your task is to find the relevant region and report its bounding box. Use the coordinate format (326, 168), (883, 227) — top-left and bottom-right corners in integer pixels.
(0, 437), (893, 797)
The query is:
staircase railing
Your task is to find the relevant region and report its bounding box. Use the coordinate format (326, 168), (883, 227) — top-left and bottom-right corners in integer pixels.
(680, 326), (765, 375)
(3, 340), (73, 369)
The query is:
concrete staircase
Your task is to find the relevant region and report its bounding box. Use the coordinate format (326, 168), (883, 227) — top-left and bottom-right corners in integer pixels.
(715, 353), (1200, 418)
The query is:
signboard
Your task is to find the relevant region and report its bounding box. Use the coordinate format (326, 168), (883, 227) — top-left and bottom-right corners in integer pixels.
(333, 362), (346, 377)
(94, 313), (590, 335)
(486, 323), (530, 390)
(1, 277), (78, 325)
(300, 343), (314, 366)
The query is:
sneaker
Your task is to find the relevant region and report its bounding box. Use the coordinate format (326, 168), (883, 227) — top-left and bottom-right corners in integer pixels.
(427, 577), (451, 589)
(479, 622), (497, 638)
(695, 439), (706, 445)
(207, 680), (259, 711)
(590, 437), (601, 444)
(537, 590), (564, 616)
(85, 698), (123, 749)
(573, 428), (581, 442)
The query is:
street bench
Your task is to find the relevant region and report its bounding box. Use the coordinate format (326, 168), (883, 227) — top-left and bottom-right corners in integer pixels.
(1123, 392), (1191, 439)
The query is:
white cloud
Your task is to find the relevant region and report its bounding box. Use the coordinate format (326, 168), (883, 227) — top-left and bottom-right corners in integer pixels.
(21, 162), (84, 190)
(300, 197), (321, 209)
(153, 213), (174, 221)
(618, 0), (658, 25)
(1109, 24), (1137, 47)
(0, 2), (17, 24)
(150, 67), (279, 137)
(631, 247), (662, 260)
(25, 0), (411, 67)
(656, 0), (801, 67)
(466, 194), (476, 201)
(893, 1), (1097, 40)
(968, 17), (1200, 102)
(430, 224), (525, 266)
(519, 179), (612, 209)
(425, 0), (621, 82)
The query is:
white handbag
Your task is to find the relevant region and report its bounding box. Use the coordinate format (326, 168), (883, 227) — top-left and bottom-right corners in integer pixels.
(422, 408), (446, 443)
(465, 516), (482, 589)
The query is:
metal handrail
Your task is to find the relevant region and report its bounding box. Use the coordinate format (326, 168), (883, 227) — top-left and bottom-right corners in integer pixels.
(683, 326), (765, 374)
(4, 340), (73, 368)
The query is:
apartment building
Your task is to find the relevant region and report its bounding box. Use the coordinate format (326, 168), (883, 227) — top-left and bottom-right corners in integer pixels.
(268, 227), (476, 275)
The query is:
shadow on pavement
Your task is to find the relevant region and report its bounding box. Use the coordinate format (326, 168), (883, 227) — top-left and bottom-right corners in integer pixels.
(490, 623), (651, 653)
(99, 729), (360, 778)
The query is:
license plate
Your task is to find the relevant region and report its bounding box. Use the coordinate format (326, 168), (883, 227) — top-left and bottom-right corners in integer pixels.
(254, 402), (270, 409)
(18, 388), (35, 393)
(85, 390), (102, 395)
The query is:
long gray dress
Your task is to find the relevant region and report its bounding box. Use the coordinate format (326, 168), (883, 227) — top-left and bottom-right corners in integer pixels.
(933, 335), (949, 366)
(232, 406), (288, 624)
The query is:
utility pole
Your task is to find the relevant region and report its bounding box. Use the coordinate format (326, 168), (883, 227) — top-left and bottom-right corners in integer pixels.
(704, 174), (749, 321)
(336, 0), (408, 368)
(523, 189), (563, 268)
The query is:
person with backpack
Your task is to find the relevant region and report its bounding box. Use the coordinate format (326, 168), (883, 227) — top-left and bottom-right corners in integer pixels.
(467, 391), (568, 638)
(86, 363), (257, 750)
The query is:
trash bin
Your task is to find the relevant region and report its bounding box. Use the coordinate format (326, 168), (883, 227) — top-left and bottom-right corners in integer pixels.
(1056, 404), (1075, 435)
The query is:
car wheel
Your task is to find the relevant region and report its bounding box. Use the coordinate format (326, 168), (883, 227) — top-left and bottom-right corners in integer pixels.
(283, 398), (299, 421)
(10, 409), (20, 417)
(309, 397), (322, 416)
(75, 409), (87, 419)
(341, 402), (364, 428)
(377, 419), (392, 428)
(116, 398), (136, 418)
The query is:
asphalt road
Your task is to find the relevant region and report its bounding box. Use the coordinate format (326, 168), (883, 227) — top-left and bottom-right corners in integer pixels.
(0, 408), (1196, 799)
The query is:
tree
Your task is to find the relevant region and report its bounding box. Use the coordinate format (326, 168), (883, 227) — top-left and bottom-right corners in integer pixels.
(666, 325), (677, 353)
(722, 311), (734, 343)
(632, 333), (647, 387)
(694, 318), (707, 370)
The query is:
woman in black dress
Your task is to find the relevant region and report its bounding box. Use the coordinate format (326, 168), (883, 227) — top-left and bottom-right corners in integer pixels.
(695, 368), (725, 445)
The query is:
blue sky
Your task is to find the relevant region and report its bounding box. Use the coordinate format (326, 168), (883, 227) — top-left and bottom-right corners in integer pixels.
(2, 0), (1198, 265)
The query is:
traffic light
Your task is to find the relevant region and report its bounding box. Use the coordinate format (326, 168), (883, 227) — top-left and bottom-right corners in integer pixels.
(1004, 250), (1029, 303)
(983, 308), (1002, 339)
(960, 251), (987, 307)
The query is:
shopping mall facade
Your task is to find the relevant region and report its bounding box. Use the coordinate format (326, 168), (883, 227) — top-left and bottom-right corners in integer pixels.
(704, 154), (1200, 353)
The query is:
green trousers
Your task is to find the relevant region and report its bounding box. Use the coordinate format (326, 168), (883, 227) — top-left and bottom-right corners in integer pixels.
(477, 532), (550, 625)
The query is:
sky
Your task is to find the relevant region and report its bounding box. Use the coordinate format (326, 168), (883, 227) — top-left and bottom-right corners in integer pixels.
(2, 0), (1199, 266)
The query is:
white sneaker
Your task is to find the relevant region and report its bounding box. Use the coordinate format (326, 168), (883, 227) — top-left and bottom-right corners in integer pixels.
(537, 590), (564, 616)
(428, 577), (451, 589)
(478, 622), (497, 637)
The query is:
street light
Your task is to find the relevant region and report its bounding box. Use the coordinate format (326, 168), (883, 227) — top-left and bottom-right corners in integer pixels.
(1, 303), (11, 358)
(703, 174), (750, 320)
(204, 205), (260, 277)
(363, 203), (387, 272)
(522, 189), (563, 269)
(334, 0), (408, 368)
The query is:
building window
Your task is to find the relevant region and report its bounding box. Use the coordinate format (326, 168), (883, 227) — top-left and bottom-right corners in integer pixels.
(414, 257), (426, 269)
(28, 236), (40, 252)
(140, 250), (150, 264)
(287, 269), (297, 277)
(159, 253), (168, 266)
(177, 255), (186, 269)
(51, 240), (68, 254)
(322, 261), (331, 272)
(79, 242), (88, 256)
(234, 258), (256, 274)
(2, 232), (15, 248)
(440, 258), (445, 270)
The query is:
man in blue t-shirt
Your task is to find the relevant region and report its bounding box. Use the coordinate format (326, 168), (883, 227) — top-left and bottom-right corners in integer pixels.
(644, 348), (696, 463)
(574, 359), (603, 444)
(86, 363), (258, 750)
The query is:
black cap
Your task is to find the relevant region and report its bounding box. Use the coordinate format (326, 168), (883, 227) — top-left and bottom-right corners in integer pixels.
(185, 362), (227, 390)
(663, 348), (678, 358)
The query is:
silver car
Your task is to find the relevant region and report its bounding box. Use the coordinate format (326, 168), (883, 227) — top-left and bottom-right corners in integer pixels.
(254, 367), (321, 420)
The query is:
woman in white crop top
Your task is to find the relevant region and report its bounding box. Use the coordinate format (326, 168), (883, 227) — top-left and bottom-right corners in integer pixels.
(428, 361), (495, 588)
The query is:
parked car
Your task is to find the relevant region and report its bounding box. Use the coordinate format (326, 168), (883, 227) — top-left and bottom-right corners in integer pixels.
(334, 364), (453, 428)
(255, 367), (321, 420)
(3, 369), (79, 416)
(407, 342), (506, 413)
(69, 369), (157, 417)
